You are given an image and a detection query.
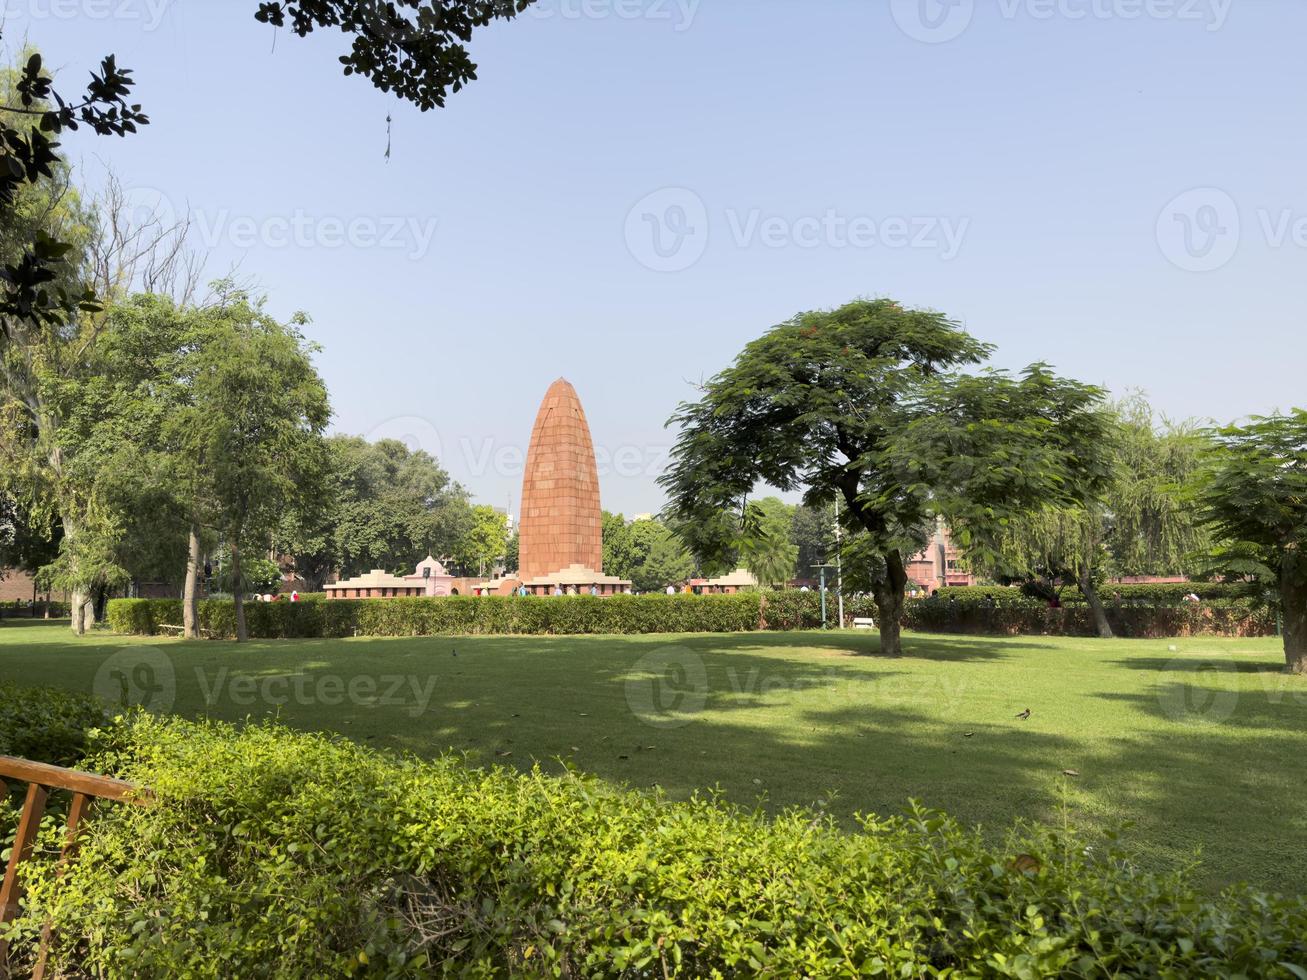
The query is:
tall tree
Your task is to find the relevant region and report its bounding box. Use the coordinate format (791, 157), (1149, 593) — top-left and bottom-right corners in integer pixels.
(452, 504), (508, 577)
(661, 298), (1113, 656)
(278, 434), (470, 588)
(174, 287), (330, 642)
(604, 516), (695, 593)
(740, 496), (798, 588)
(975, 396), (1214, 638)
(792, 503), (836, 580)
(1196, 411), (1307, 674)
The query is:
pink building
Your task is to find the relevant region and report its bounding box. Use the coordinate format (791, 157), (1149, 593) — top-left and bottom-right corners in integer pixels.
(325, 556), (456, 600)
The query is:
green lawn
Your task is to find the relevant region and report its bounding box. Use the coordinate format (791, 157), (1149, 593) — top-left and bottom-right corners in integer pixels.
(1, 620), (1304, 894)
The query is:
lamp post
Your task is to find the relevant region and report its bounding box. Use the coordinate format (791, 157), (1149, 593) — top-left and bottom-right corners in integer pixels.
(812, 563), (837, 629)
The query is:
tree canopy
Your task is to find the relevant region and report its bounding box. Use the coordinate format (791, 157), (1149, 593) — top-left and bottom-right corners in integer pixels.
(255, 0), (537, 109)
(661, 298), (1114, 655)
(1197, 410), (1307, 673)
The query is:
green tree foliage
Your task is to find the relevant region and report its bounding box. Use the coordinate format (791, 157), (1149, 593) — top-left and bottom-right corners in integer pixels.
(792, 502), (836, 579)
(739, 496), (797, 588)
(1196, 410), (1307, 673)
(0, 45), (149, 631)
(604, 515), (695, 593)
(254, 0), (537, 109)
(974, 396), (1214, 638)
(1106, 394), (1213, 577)
(452, 504), (508, 577)
(661, 298), (1113, 656)
(503, 530), (519, 575)
(171, 287), (330, 641)
(279, 434), (470, 589)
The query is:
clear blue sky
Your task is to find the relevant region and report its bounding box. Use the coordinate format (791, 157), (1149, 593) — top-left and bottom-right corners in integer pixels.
(19, 0), (1307, 515)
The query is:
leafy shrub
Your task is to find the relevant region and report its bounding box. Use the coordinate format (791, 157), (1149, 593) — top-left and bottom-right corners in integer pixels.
(0, 682), (108, 768)
(933, 582), (1259, 604)
(0, 599), (68, 618)
(7, 713), (1304, 977)
(106, 594), (764, 639)
(905, 595), (1276, 638)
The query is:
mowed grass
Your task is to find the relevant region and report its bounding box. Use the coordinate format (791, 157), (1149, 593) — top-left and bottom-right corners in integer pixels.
(1, 620), (1304, 894)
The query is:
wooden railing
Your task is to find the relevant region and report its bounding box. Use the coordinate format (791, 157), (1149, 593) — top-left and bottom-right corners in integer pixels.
(0, 755), (148, 979)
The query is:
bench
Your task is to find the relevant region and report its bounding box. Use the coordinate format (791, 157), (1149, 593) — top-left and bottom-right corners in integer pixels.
(0, 755), (150, 978)
(851, 617), (876, 630)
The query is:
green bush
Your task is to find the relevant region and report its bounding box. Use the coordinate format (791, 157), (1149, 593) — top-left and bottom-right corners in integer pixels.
(933, 582), (1259, 604)
(5, 712), (1303, 977)
(106, 594), (764, 639)
(0, 599), (68, 618)
(0, 682), (108, 768)
(905, 595), (1276, 638)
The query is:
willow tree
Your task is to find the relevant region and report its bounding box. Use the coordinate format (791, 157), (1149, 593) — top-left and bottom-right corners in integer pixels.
(979, 396), (1212, 638)
(660, 298), (1113, 656)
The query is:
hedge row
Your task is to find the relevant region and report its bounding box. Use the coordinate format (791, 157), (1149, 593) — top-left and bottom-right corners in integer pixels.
(107, 590), (1277, 640)
(107, 593), (765, 639)
(932, 582), (1259, 604)
(0, 599), (69, 618)
(904, 597), (1277, 638)
(1, 704), (1302, 977)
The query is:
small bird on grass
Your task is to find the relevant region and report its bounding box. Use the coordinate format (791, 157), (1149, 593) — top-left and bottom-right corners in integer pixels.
(451, 648), (458, 657)
(1015, 708), (1032, 720)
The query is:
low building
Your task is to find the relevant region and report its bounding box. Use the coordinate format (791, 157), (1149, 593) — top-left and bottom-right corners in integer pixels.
(325, 557), (455, 600)
(697, 569), (759, 594)
(516, 564), (632, 596)
(905, 523), (974, 593)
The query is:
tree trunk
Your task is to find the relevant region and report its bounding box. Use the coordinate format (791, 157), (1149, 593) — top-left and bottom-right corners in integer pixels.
(183, 521), (202, 639)
(231, 542), (248, 643)
(872, 550), (909, 656)
(1281, 551), (1306, 675)
(70, 588), (91, 636)
(1077, 564), (1113, 639)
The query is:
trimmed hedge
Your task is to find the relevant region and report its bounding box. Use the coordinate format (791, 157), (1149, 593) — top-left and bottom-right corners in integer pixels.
(904, 596), (1276, 638)
(107, 590), (1275, 640)
(932, 582), (1259, 604)
(3, 706), (1304, 977)
(0, 599), (69, 618)
(107, 593), (764, 639)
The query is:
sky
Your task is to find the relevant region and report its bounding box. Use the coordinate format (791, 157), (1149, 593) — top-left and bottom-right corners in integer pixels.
(15, 0), (1306, 516)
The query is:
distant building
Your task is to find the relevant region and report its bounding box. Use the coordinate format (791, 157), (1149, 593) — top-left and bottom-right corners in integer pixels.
(326, 556), (455, 600)
(905, 522), (974, 593)
(693, 569), (759, 594)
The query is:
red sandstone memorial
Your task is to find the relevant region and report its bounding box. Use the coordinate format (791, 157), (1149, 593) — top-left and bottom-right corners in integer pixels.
(515, 379), (631, 596)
